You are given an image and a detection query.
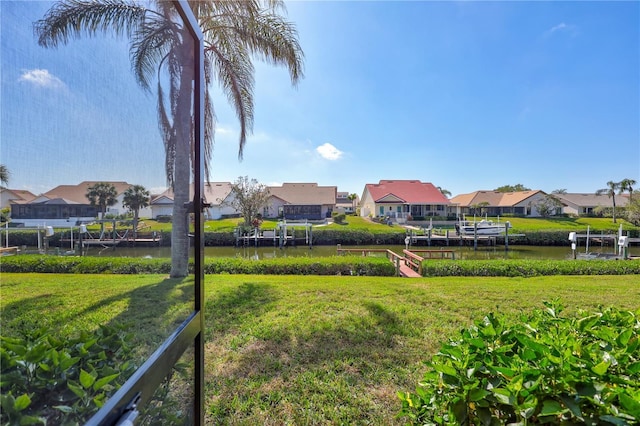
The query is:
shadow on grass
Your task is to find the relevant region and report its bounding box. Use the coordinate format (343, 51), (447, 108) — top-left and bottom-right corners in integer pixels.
(2, 277), (193, 358)
(204, 292), (413, 424)
(203, 281), (278, 338)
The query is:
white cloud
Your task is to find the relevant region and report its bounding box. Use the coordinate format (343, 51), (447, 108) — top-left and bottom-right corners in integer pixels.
(18, 69), (66, 89)
(543, 22), (578, 38)
(316, 142), (343, 161)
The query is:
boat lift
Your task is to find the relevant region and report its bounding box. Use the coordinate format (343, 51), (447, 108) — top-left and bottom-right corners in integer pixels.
(568, 224), (632, 260)
(235, 220), (314, 248)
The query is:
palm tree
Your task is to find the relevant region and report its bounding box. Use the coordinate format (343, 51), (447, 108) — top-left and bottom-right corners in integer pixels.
(437, 187), (452, 198)
(86, 182), (118, 219)
(596, 180), (622, 223)
(620, 178), (637, 202)
(122, 184), (150, 237)
(35, 1), (303, 277)
(0, 164), (9, 188)
(347, 193), (358, 213)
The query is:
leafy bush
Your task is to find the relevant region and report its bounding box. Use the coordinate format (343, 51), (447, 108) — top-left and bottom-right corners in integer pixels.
(1, 325), (137, 425)
(0, 255), (396, 276)
(421, 259), (640, 277)
(333, 213), (347, 224)
(399, 302), (640, 425)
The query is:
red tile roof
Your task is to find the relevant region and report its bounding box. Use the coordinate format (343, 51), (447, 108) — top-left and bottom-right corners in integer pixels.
(365, 180), (450, 204)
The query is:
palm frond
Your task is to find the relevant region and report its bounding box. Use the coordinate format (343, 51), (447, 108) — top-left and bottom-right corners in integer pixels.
(130, 13), (177, 90)
(205, 40), (254, 159)
(226, 11), (304, 85)
(34, 0), (146, 48)
(204, 84), (216, 182)
(157, 81), (176, 187)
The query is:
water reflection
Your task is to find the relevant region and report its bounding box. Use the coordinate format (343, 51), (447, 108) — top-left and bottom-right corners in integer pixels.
(58, 244), (639, 260)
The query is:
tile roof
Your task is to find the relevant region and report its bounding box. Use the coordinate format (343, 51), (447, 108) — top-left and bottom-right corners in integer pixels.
(555, 193), (629, 208)
(268, 183), (337, 205)
(2, 189), (37, 202)
(44, 181), (132, 204)
(365, 180), (450, 204)
(450, 190), (544, 207)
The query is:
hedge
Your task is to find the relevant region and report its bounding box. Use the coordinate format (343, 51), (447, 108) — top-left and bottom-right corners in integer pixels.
(0, 255), (396, 276)
(421, 259), (640, 277)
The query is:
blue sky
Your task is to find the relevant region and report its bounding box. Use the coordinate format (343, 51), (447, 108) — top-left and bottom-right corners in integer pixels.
(2, 1), (639, 198)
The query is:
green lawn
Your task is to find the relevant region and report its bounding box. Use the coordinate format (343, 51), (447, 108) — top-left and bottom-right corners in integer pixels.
(2, 273), (639, 425)
(503, 216), (637, 233)
(68, 215), (639, 236)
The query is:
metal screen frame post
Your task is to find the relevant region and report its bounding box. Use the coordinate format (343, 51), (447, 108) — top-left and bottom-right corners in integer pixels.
(85, 2), (205, 425)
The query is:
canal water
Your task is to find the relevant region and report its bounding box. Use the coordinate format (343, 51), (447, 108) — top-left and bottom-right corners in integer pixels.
(56, 243), (639, 260)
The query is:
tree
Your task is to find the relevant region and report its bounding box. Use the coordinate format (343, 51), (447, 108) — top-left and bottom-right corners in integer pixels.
(228, 176), (270, 227)
(470, 201), (490, 217)
(625, 196), (640, 226)
(347, 193), (358, 213)
(36, 1), (303, 277)
(536, 194), (563, 218)
(495, 184), (531, 193)
(596, 180), (622, 223)
(86, 182), (118, 219)
(552, 189), (567, 194)
(0, 164), (9, 188)
(620, 178), (637, 202)
(122, 184), (150, 237)
(437, 186), (452, 198)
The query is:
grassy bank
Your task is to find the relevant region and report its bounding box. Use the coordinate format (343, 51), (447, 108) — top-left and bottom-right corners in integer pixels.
(3, 216), (639, 247)
(2, 273), (639, 424)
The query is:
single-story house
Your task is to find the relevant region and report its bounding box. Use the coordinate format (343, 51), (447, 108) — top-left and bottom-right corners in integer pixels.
(0, 188), (36, 210)
(10, 197), (98, 227)
(449, 190), (548, 218)
(264, 183), (337, 220)
(359, 180), (451, 222)
(150, 182), (237, 220)
(554, 193), (629, 216)
(9, 181), (138, 226)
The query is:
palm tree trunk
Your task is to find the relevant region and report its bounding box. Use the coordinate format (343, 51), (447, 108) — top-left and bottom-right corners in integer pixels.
(170, 43), (194, 278)
(133, 210), (139, 239)
(612, 195), (617, 223)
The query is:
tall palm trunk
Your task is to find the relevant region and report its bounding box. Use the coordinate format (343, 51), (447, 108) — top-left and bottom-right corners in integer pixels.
(170, 37), (194, 278)
(132, 209), (139, 239)
(612, 194), (617, 223)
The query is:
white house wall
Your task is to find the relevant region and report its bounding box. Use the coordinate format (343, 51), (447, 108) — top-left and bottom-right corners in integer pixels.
(151, 205), (173, 218)
(514, 193), (547, 217)
(207, 204), (238, 220)
(359, 190), (375, 218)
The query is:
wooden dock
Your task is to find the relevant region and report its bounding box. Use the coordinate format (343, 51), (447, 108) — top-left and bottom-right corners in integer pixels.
(0, 246), (19, 255)
(336, 247), (455, 278)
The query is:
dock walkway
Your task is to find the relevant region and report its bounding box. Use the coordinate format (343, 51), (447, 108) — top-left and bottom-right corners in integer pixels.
(336, 247), (455, 278)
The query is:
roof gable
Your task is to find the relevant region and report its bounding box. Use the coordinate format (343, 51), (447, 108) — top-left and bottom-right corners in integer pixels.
(376, 193), (405, 203)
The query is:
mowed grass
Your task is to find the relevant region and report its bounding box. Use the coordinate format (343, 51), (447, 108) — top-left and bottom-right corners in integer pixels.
(2, 273), (639, 424)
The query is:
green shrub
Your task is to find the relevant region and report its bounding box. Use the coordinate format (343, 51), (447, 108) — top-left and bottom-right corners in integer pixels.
(0, 255), (396, 276)
(399, 302), (640, 425)
(333, 213), (347, 224)
(421, 259), (640, 277)
(1, 325), (137, 425)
